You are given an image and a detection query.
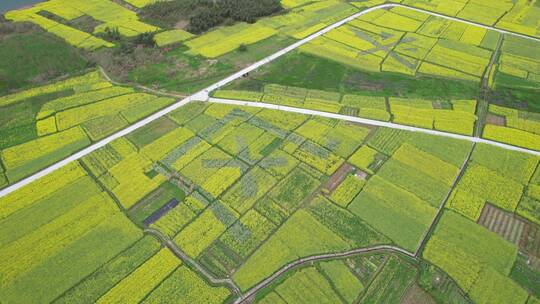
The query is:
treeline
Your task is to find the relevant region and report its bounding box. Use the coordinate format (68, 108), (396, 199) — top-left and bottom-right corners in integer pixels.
(141, 0), (283, 34)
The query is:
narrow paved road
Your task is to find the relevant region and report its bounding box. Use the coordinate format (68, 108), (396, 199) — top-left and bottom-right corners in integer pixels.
(144, 228), (242, 296)
(233, 245), (415, 304)
(209, 98), (540, 157)
(1, 3), (539, 199)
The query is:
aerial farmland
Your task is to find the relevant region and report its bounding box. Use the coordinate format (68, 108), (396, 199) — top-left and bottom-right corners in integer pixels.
(0, 0), (539, 303)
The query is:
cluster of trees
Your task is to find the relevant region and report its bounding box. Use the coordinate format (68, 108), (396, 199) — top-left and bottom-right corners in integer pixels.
(142, 0), (283, 33)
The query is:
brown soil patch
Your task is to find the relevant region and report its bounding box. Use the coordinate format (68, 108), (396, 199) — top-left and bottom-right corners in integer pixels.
(432, 101), (443, 109)
(175, 20), (189, 30)
(323, 163), (353, 193)
(486, 113), (506, 126)
(401, 284), (436, 304)
(478, 203), (525, 245)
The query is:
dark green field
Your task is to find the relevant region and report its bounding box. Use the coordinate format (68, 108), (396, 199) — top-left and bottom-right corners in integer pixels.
(0, 32), (90, 95)
(230, 52), (480, 100)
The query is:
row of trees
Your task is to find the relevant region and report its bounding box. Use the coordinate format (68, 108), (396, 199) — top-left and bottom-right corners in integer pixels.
(142, 0), (283, 34)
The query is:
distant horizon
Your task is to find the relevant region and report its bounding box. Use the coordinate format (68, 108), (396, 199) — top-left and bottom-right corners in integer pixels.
(0, 0), (43, 13)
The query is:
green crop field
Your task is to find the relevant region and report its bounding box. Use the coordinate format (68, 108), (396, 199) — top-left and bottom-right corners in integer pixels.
(1, 1), (540, 303)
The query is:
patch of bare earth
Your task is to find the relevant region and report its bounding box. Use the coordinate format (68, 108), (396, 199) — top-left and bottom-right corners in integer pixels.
(401, 284), (436, 304)
(175, 20), (189, 30)
(323, 163), (353, 193)
(486, 113), (506, 126)
(477, 203), (525, 245)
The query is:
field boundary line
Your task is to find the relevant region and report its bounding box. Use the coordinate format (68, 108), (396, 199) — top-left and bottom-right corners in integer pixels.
(208, 98), (540, 157)
(413, 143), (476, 257)
(233, 245), (414, 304)
(2, 3), (539, 199)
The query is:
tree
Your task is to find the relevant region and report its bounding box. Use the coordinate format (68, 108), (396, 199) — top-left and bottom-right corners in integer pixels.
(135, 32), (156, 47)
(104, 27), (121, 41)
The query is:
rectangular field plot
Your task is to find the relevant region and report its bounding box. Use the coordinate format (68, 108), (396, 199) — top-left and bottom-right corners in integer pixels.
(348, 175), (436, 252)
(150, 192), (209, 239)
(54, 236), (161, 304)
(484, 104), (540, 151)
(185, 23), (277, 58)
(447, 143), (539, 223)
(477, 203), (527, 246)
(423, 211), (527, 304)
(95, 248), (181, 304)
(306, 195), (389, 248)
(222, 166), (278, 214)
(390, 98), (478, 135)
(268, 167), (320, 213)
(219, 209), (277, 260)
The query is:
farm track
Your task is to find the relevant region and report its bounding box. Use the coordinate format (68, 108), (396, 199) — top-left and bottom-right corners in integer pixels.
(2, 3), (540, 198)
(232, 245), (415, 304)
(144, 228), (243, 296)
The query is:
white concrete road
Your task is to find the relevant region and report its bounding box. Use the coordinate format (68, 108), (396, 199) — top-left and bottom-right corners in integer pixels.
(209, 97), (540, 157)
(1, 3), (539, 198)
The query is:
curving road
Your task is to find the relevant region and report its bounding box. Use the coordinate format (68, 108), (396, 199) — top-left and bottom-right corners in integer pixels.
(233, 245), (415, 304)
(1, 3), (539, 199)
